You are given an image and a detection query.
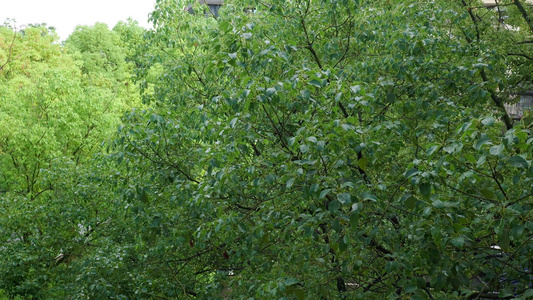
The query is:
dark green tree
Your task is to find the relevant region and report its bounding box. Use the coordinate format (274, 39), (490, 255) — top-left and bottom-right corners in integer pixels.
(1, 0), (532, 299)
(106, 0), (533, 298)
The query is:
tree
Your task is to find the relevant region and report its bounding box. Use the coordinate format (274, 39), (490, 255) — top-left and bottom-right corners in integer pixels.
(1, 0), (532, 299)
(0, 23), (141, 298)
(110, 0), (532, 298)
(66, 23), (129, 85)
(0, 22), (142, 199)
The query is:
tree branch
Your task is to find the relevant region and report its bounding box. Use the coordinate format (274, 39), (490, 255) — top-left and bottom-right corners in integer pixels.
(507, 52), (533, 60)
(514, 0), (533, 33)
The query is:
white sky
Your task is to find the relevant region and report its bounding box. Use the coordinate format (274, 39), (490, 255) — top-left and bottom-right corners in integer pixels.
(1, 0), (157, 41)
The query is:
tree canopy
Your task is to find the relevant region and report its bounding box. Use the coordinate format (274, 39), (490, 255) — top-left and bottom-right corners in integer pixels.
(1, 0), (532, 299)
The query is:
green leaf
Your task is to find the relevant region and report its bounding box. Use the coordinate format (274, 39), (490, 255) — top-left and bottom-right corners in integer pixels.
(350, 85), (361, 94)
(319, 189), (331, 199)
(499, 288), (513, 298)
(288, 137), (296, 146)
(405, 169), (419, 178)
(351, 202), (362, 212)
(457, 121), (473, 135)
(477, 155), (487, 167)
(405, 284), (417, 293)
(437, 200), (458, 209)
(349, 213), (359, 228)
(499, 231), (510, 252)
(328, 200), (340, 212)
(419, 182), (431, 198)
(404, 195), (416, 209)
(219, 21), (231, 32)
(426, 145), (439, 157)
(451, 236), (464, 247)
(337, 192), (351, 204)
(316, 141), (325, 151)
(286, 178), (295, 189)
(229, 118), (238, 128)
(283, 278), (299, 286)
(474, 135), (490, 151)
(361, 191), (377, 202)
(266, 174), (276, 184)
(508, 156), (528, 168)
(465, 153), (476, 164)
(443, 145), (456, 154)
(315, 257), (325, 264)
(357, 157), (368, 170)
(139, 190), (149, 204)
(411, 289), (429, 300)
(521, 289), (533, 299)
(299, 144), (309, 153)
(300, 90), (310, 99)
(309, 80), (322, 88)
(294, 289), (305, 300)
(150, 215), (162, 228)
(489, 144), (504, 156)
(335, 92), (343, 102)
(423, 207), (432, 217)
(480, 189), (494, 199)
(340, 181), (355, 189)
(338, 237), (348, 252)
(266, 87), (276, 96)
(512, 225), (524, 239)
(386, 93), (396, 103)
(481, 116), (495, 126)
(216, 170), (225, 181)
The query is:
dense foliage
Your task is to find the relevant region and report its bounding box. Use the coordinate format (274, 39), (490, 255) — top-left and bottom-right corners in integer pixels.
(0, 21), (144, 298)
(1, 0), (532, 299)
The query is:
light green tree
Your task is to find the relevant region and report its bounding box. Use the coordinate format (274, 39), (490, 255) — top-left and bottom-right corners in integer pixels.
(0, 23), (142, 299)
(0, 23), (137, 198)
